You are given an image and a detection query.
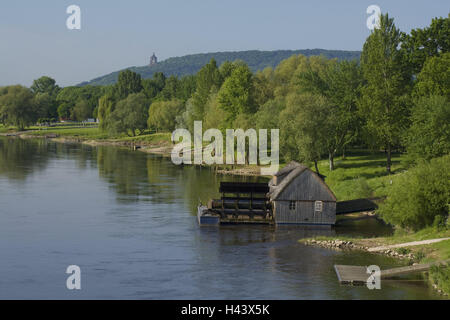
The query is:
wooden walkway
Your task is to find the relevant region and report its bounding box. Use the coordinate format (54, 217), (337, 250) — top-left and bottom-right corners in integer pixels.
(336, 198), (379, 215)
(367, 238), (450, 252)
(335, 260), (450, 285)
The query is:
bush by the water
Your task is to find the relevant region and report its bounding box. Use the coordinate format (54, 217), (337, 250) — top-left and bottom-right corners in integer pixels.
(378, 155), (450, 231)
(429, 265), (450, 296)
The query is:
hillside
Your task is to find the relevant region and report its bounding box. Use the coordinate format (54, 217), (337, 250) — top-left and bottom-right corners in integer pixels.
(79, 49), (360, 86)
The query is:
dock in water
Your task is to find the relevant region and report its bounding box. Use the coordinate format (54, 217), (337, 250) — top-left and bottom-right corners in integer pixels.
(335, 260), (450, 285)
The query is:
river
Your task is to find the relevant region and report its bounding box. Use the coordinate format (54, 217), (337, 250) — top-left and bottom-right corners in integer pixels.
(0, 137), (441, 299)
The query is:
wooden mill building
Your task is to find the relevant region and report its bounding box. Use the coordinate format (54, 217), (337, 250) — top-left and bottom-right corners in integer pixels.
(198, 162), (341, 226)
(268, 162), (337, 226)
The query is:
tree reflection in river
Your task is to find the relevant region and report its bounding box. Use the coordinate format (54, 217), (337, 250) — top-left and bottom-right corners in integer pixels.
(0, 137), (50, 181)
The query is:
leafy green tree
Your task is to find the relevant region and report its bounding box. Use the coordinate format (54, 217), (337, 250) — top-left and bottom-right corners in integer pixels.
(158, 76), (179, 100)
(148, 99), (184, 132)
(33, 92), (54, 119)
(57, 102), (72, 120)
(405, 95), (450, 160)
(55, 85), (104, 120)
(152, 72), (166, 91)
(279, 93), (329, 173)
(142, 79), (160, 101)
(217, 65), (256, 124)
(219, 61), (238, 79)
(106, 93), (148, 136)
(97, 94), (115, 130)
(401, 14), (449, 75)
(31, 76), (60, 119)
(30, 76), (60, 96)
(73, 99), (92, 121)
(255, 97), (285, 131)
(298, 59), (363, 170)
(191, 59), (222, 124)
(116, 70), (143, 99)
(359, 13), (412, 173)
(413, 53), (450, 99)
(378, 155), (450, 231)
(203, 93), (227, 130)
(0, 85), (37, 130)
(253, 70), (274, 108)
(176, 75), (197, 101)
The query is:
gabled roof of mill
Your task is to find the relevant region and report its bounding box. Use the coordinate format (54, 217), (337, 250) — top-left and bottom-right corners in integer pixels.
(268, 161), (336, 201)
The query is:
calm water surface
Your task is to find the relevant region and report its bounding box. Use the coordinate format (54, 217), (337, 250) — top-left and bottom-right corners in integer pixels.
(0, 137), (441, 299)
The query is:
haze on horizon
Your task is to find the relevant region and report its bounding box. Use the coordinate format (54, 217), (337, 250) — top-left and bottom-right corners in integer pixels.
(0, 0), (448, 87)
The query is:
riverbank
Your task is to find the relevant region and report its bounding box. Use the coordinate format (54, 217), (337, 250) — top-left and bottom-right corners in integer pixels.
(300, 226), (450, 296)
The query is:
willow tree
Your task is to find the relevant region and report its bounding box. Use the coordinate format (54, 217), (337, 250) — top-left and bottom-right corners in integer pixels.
(359, 13), (411, 173)
(0, 85), (37, 130)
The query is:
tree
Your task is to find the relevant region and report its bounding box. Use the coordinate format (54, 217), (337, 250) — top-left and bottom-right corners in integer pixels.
(191, 59), (222, 124)
(55, 85), (104, 120)
(255, 97), (285, 131)
(203, 93), (227, 130)
(405, 95), (450, 160)
(73, 99), (92, 121)
(217, 65), (256, 125)
(147, 99), (184, 132)
(97, 94), (115, 130)
(57, 102), (72, 120)
(279, 93), (329, 174)
(298, 59), (363, 170)
(401, 14), (449, 76)
(359, 13), (412, 173)
(253, 69), (274, 108)
(106, 93), (148, 136)
(378, 155), (450, 231)
(158, 76), (179, 100)
(176, 75), (197, 102)
(31, 76), (60, 96)
(31, 76), (60, 119)
(0, 85), (37, 130)
(34, 92), (54, 119)
(116, 70), (143, 99)
(413, 53), (450, 99)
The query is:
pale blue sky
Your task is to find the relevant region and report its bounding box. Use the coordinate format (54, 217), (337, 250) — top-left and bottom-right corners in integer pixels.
(0, 0), (448, 87)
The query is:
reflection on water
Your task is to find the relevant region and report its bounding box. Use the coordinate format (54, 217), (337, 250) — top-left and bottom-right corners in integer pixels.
(0, 137), (441, 299)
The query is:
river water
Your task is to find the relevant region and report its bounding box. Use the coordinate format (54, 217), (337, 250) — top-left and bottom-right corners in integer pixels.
(0, 137), (441, 299)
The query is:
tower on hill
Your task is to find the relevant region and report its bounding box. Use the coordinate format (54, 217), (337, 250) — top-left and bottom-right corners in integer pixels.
(150, 53), (157, 66)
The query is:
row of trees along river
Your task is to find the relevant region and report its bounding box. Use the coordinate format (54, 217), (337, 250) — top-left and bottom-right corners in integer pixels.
(0, 13), (449, 233)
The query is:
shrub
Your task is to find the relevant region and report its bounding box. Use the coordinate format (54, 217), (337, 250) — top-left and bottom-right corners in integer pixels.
(414, 250), (426, 262)
(148, 99), (184, 132)
(429, 265), (450, 296)
(396, 248), (411, 255)
(378, 155), (450, 231)
(433, 215), (448, 231)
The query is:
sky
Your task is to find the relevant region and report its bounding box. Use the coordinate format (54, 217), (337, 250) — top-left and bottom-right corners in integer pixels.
(0, 0), (448, 87)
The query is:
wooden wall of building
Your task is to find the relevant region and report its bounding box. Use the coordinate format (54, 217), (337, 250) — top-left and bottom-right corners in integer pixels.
(273, 170), (336, 225)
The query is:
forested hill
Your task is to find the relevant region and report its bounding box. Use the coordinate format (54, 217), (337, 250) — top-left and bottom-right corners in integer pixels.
(79, 49), (360, 86)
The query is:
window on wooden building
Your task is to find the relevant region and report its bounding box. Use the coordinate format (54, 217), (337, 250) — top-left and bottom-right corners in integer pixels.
(289, 201), (296, 210)
(315, 201), (323, 212)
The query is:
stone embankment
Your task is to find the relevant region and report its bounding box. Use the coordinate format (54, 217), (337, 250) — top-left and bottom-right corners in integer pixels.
(303, 239), (416, 260)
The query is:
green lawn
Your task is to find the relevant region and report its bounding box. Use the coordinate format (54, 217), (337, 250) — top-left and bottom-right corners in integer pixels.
(28, 127), (109, 139)
(6, 125), (173, 147)
(311, 150), (408, 201)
